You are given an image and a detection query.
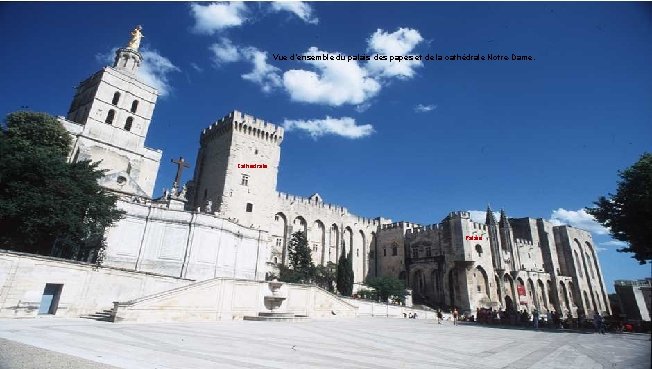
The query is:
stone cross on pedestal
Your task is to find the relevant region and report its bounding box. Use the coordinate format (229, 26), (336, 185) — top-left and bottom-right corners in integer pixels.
(171, 156), (190, 189)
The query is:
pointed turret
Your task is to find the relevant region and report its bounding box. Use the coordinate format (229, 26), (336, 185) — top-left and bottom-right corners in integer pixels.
(486, 205), (503, 271)
(499, 209), (510, 228)
(498, 209), (519, 270)
(486, 205), (497, 226)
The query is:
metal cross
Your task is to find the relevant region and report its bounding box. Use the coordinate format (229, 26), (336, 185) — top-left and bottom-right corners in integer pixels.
(171, 156), (190, 186)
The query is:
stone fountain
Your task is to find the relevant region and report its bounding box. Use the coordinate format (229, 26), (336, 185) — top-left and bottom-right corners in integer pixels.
(244, 279), (308, 322)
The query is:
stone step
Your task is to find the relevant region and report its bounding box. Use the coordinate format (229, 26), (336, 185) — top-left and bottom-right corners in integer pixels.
(244, 311), (309, 322)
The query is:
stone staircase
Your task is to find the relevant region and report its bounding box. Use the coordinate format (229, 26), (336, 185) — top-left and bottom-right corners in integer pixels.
(80, 308), (115, 322)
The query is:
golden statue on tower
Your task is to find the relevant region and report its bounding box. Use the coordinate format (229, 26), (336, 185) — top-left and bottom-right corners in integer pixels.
(127, 25), (144, 51)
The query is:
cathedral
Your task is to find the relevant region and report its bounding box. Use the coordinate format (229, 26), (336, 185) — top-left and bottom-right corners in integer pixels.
(60, 27), (610, 318)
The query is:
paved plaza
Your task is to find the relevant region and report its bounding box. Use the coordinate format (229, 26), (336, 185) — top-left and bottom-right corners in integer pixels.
(0, 318), (649, 369)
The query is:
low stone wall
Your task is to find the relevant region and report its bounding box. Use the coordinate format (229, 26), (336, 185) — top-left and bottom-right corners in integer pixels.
(113, 279), (358, 323)
(0, 250), (193, 318)
(343, 298), (451, 320)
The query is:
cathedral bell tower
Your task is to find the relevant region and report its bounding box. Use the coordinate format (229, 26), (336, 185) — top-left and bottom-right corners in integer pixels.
(113, 25), (144, 75)
(61, 26), (162, 199)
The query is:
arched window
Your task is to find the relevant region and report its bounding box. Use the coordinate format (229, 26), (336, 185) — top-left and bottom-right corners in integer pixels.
(125, 117), (133, 131)
(130, 100), (139, 113)
(585, 253), (595, 277)
(125, 117), (134, 131)
(105, 109), (115, 124)
(112, 92), (120, 105)
(392, 245), (398, 256)
(475, 244), (483, 258)
(574, 250), (583, 278)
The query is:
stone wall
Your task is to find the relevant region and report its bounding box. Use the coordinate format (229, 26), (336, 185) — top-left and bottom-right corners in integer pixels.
(272, 193), (384, 283)
(0, 251), (192, 318)
(103, 199), (270, 281)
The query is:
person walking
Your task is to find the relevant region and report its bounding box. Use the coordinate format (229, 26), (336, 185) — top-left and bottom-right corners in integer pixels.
(593, 312), (606, 334)
(533, 309), (540, 329)
(453, 308), (459, 326)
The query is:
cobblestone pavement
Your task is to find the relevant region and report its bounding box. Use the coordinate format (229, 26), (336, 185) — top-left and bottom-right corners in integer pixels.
(0, 318), (649, 369)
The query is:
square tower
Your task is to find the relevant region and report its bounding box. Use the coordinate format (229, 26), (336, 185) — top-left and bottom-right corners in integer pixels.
(191, 111), (283, 229)
(60, 27), (162, 198)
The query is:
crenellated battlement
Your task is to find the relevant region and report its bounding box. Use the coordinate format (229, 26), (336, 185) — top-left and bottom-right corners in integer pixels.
(406, 223), (443, 236)
(276, 192), (381, 226)
(200, 110), (284, 144)
(515, 238), (534, 246)
(448, 211), (471, 219)
(381, 221), (422, 231)
(470, 222), (488, 231)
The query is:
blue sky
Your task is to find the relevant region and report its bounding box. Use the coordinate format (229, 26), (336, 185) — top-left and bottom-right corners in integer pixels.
(1, 2), (650, 291)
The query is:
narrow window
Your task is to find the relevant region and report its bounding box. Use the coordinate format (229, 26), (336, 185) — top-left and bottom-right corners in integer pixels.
(241, 174), (249, 186)
(356, 249), (359, 257)
(273, 257), (278, 264)
(130, 100), (139, 113)
(383, 248), (387, 257)
(275, 238), (282, 247)
(105, 109), (115, 124)
(112, 91), (120, 105)
(426, 247), (432, 257)
(246, 203), (253, 212)
(392, 245), (398, 256)
(125, 117), (133, 131)
(412, 249), (419, 258)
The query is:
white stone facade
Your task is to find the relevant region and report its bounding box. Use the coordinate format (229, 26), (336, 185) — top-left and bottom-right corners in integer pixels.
(62, 48), (161, 198)
(103, 200), (269, 281)
(390, 210), (612, 318)
(54, 30), (612, 321)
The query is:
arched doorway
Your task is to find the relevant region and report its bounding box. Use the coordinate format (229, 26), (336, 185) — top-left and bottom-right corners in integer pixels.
(505, 295), (514, 312)
(448, 269), (456, 308)
(475, 266), (490, 296)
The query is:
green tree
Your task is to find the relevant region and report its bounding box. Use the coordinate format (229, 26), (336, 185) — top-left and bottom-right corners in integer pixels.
(0, 111), (124, 262)
(314, 261), (337, 292)
(336, 242), (350, 295)
(346, 246), (354, 296)
(366, 276), (408, 304)
(586, 153), (652, 264)
(279, 231), (314, 283)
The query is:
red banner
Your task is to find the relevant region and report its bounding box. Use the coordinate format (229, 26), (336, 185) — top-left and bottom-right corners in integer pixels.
(517, 285), (526, 296)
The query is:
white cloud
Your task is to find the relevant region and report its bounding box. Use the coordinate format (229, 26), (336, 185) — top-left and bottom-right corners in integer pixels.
(468, 210), (501, 224)
(599, 240), (627, 247)
(271, 2), (318, 24)
(190, 2), (248, 34)
(240, 47), (282, 93)
(549, 208), (609, 235)
(415, 104), (437, 113)
(366, 28), (424, 79)
(95, 48), (179, 97)
(209, 37), (241, 64)
(138, 50), (180, 97)
(282, 116), (374, 139)
(190, 62), (203, 72)
(282, 47), (381, 106)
